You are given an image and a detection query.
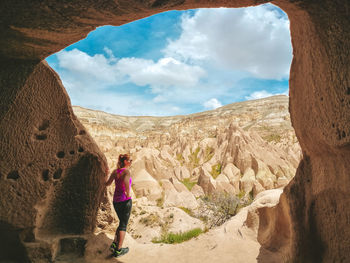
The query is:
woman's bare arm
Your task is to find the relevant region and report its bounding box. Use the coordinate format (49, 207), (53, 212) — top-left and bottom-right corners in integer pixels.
(123, 170), (131, 198)
(106, 169), (117, 186)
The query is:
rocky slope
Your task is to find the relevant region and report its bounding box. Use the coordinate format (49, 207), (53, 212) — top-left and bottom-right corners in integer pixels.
(73, 95), (301, 243)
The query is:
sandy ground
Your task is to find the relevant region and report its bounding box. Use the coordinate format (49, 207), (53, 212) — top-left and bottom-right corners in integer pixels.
(83, 201), (283, 263)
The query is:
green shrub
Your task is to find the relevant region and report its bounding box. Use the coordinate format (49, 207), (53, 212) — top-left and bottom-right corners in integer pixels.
(204, 146), (215, 163)
(263, 134), (281, 143)
(181, 178), (197, 191)
(139, 213), (160, 227)
(152, 228), (203, 244)
(210, 163), (222, 179)
(237, 190), (246, 199)
(179, 207), (195, 217)
(189, 147), (200, 168)
(156, 192), (165, 207)
(236, 190), (254, 213)
(140, 210), (147, 215)
(176, 153), (185, 165)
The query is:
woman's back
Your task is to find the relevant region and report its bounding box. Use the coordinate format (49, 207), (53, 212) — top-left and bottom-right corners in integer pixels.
(114, 168), (132, 202)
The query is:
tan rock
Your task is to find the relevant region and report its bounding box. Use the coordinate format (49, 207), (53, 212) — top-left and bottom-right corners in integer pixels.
(216, 173), (236, 194)
(0, 61), (107, 259)
(244, 189), (283, 233)
(252, 181), (265, 197)
(169, 177), (188, 193)
(160, 179), (198, 209)
(222, 163), (241, 193)
(240, 168), (256, 194)
(276, 176), (289, 188)
(132, 169), (162, 201)
(197, 167), (216, 195)
(191, 184), (205, 198)
(160, 148), (177, 166)
(174, 166), (190, 181)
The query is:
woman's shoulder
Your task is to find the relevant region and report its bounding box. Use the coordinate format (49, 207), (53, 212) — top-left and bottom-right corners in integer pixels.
(122, 168), (130, 174)
(115, 167), (129, 174)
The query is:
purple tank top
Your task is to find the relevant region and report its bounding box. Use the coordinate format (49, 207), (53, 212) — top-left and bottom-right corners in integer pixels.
(113, 168), (132, 203)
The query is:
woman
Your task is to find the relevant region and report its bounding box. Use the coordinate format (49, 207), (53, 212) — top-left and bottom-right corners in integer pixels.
(105, 153), (133, 258)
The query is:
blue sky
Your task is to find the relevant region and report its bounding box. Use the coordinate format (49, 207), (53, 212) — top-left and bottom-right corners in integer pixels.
(46, 4), (292, 116)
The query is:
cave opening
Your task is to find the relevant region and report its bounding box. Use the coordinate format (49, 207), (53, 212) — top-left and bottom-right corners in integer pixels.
(43, 4), (300, 260)
(3, 0), (349, 261)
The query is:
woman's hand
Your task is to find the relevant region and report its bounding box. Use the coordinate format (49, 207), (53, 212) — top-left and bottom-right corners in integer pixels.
(105, 168), (115, 187)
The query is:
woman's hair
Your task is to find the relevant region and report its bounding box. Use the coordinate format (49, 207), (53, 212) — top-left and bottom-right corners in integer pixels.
(117, 153), (130, 169)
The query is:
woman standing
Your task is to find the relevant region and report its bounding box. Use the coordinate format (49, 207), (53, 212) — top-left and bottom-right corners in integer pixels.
(105, 153), (133, 258)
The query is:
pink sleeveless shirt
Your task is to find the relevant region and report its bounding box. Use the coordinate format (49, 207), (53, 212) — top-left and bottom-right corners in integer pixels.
(113, 168), (132, 203)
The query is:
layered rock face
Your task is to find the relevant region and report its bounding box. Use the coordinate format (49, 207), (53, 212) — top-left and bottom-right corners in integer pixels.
(1, 0), (349, 262)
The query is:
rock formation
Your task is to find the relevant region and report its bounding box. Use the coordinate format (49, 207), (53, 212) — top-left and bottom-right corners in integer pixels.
(73, 97), (300, 246)
(73, 96), (300, 204)
(0, 61), (107, 261)
(1, 0), (349, 262)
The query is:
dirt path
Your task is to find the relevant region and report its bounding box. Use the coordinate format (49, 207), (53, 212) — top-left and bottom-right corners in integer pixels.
(84, 198), (283, 263)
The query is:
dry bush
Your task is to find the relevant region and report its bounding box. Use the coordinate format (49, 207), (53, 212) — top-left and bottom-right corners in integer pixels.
(198, 191), (253, 229)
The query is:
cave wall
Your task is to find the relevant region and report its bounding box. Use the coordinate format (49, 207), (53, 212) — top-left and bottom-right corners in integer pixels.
(0, 0), (349, 262)
(0, 60), (107, 261)
(259, 0), (350, 261)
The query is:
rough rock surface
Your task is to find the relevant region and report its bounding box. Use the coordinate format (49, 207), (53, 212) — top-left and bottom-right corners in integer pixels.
(74, 96), (300, 202)
(74, 97), (301, 246)
(1, 0), (350, 262)
(0, 61), (107, 261)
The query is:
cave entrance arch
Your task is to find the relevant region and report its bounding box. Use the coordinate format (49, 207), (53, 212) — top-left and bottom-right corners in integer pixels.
(1, 0), (350, 262)
(46, 5), (292, 118)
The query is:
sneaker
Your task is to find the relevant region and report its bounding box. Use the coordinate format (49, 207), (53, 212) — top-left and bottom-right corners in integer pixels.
(113, 247), (129, 258)
(110, 242), (117, 253)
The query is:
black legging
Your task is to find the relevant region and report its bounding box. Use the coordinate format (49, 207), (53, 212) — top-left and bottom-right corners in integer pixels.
(113, 199), (132, 231)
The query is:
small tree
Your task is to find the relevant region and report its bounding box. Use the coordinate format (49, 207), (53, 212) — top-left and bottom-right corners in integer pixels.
(198, 192), (239, 228)
(198, 191), (253, 229)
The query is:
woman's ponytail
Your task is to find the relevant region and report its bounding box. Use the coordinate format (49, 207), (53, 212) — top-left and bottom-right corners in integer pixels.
(117, 154), (130, 169)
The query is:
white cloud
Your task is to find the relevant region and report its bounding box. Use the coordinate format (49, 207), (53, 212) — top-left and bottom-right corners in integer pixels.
(203, 98), (222, 109)
(245, 89), (289, 100)
(103, 46), (117, 63)
(50, 5), (291, 116)
(164, 5), (292, 80)
(57, 49), (122, 84)
(245, 90), (274, 100)
(117, 57), (206, 87)
(54, 49), (211, 115)
(57, 49), (205, 90)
